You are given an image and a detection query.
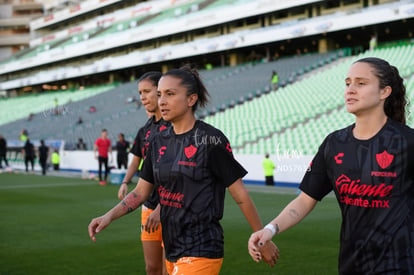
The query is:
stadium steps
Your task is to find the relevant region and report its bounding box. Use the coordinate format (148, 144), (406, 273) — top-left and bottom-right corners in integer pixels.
(88, 26), (112, 39)
(2, 46), (36, 63)
(0, 83), (119, 142)
(3, 45), (414, 154)
(199, 50), (346, 118)
(57, 30), (98, 49)
(233, 44), (414, 155)
(143, 1), (203, 25)
(193, 0), (218, 12)
(50, 37), (72, 49)
(134, 12), (162, 27)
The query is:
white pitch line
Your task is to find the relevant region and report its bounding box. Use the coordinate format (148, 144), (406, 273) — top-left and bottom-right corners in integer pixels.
(0, 181), (98, 190)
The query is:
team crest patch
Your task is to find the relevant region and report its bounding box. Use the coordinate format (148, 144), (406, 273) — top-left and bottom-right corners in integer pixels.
(185, 145), (197, 159)
(376, 150), (394, 169)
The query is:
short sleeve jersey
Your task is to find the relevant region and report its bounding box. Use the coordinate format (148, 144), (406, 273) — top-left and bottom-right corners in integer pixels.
(300, 118), (414, 274)
(130, 116), (170, 209)
(94, 138), (111, 158)
(130, 116), (170, 158)
(140, 120), (247, 262)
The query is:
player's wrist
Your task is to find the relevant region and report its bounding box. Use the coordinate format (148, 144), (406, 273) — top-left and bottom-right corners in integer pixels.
(264, 223), (276, 237)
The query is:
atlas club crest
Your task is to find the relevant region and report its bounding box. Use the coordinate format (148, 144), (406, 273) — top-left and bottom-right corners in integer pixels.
(376, 150), (394, 169)
(185, 145), (197, 159)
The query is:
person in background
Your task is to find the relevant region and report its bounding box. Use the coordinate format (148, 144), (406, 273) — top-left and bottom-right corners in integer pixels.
(76, 138), (87, 150)
(19, 129), (28, 142)
(271, 70), (279, 91)
(22, 138), (35, 173)
(369, 34), (377, 51)
(0, 134), (9, 169)
(51, 149), (60, 171)
(248, 57), (414, 274)
(94, 129), (112, 185)
(115, 133), (130, 170)
(262, 153), (275, 186)
(38, 140), (49, 175)
(89, 106), (97, 113)
(27, 113), (34, 121)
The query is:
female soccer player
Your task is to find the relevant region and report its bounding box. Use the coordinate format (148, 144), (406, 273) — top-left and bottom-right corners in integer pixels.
(117, 71), (169, 275)
(248, 57), (414, 274)
(89, 65), (279, 274)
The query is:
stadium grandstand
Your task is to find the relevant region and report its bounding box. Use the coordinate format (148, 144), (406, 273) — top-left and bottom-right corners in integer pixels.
(0, 0), (414, 184)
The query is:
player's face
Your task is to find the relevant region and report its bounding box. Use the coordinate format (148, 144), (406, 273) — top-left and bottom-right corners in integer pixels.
(157, 75), (197, 122)
(344, 62), (390, 117)
(138, 79), (158, 113)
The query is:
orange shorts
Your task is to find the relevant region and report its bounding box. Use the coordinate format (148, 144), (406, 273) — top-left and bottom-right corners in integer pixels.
(165, 257), (223, 275)
(140, 206), (163, 242)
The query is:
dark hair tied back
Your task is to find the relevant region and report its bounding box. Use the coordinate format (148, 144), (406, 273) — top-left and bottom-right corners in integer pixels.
(355, 57), (408, 124)
(164, 63), (210, 112)
(138, 71), (162, 87)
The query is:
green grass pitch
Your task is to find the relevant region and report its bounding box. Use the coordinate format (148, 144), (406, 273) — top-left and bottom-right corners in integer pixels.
(0, 172), (340, 274)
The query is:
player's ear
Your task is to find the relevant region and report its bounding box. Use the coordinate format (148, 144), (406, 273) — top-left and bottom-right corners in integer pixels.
(187, 93), (198, 108)
(380, 86), (392, 100)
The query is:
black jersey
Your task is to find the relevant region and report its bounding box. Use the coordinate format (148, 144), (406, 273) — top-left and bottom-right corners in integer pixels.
(130, 116), (170, 158)
(130, 116), (170, 209)
(300, 118), (414, 274)
(140, 120), (247, 262)
(38, 145), (49, 162)
(116, 140), (130, 157)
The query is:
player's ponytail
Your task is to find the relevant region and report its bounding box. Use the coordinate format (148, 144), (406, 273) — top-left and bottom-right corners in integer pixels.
(164, 64), (210, 111)
(355, 57), (408, 124)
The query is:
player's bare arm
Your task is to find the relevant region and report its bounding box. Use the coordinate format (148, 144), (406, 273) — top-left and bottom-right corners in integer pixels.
(93, 144), (98, 159)
(228, 178), (262, 230)
(248, 192), (317, 263)
(228, 179), (280, 266)
(88, 178), (154, 242)
(121, 191), (141, 213)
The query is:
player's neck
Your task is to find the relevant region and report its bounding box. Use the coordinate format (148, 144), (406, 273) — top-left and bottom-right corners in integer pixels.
(172, 114), (196, 135)
(353, 113), (387, 140)
(154, 110), (162, 122)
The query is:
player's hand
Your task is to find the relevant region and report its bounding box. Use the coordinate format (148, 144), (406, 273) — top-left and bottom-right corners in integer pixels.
(248, 228), (274, 263)
(259, 241), (279, 267)
(94, 155), (98, 160)
(88, 214), (111, 242)
(144, 206), (161, 233)
(118, 183), (128, 200)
